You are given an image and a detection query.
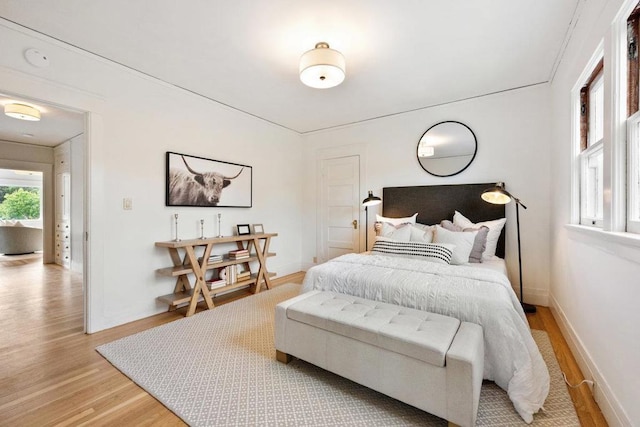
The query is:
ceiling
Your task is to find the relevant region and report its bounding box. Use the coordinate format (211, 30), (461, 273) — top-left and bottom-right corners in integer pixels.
(0, 94), (84, 147)
(0, 1), (579, 134)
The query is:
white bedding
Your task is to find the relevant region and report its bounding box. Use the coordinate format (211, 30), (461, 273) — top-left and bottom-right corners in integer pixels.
(302, 253), (549, 423)
(464, 256), (508, 276)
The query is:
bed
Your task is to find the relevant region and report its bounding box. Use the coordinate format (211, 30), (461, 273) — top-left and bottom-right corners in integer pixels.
(302, 184), (550, 423)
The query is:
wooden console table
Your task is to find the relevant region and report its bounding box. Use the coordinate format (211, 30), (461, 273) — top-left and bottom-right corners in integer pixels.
(155, 233), (277, 316)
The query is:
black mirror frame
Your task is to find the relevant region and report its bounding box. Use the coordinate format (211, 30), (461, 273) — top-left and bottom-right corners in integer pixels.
(416, 120), (478, 177)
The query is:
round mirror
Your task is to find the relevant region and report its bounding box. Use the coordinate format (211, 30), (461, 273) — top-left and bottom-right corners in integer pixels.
(417, 121), (477, 177)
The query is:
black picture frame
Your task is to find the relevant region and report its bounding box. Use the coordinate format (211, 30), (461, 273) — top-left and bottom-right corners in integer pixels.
(236, 224), (251, 235)
(166, 152), (252, 207)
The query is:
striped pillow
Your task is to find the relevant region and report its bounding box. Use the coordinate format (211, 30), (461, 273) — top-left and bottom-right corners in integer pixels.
(371, 238), (454, 265)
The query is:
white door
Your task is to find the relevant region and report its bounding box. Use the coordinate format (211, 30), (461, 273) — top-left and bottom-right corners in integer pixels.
(320, 156), (360, 261)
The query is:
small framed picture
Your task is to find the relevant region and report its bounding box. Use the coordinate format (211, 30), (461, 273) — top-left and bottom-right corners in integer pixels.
(236, 224), (251, 235)
(252, 224), (264, 234)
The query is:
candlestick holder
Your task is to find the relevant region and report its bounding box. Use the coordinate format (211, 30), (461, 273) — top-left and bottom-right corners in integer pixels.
(173, 213), (181, 242)
(217, 213), (223, 238)
(199, 219), (206, 239)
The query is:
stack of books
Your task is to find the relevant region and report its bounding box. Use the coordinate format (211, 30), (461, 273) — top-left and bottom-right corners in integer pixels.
(208, 254), (223, 263)
(237, 270), (251, 281)
(198, 253), (223, 264)
(228, 249), (250, 260)
(216, 265), (251, 285)
(206, 278), (226, 290)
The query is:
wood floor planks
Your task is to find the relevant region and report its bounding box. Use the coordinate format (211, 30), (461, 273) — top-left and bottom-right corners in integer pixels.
(0, 258), (605, 426)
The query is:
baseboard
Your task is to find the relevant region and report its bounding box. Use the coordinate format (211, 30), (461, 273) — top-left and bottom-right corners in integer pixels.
(272, 271), (305, 286)
(549, 294), (630, 426)
(525, 287), (548, 307)
(300, 261), (316, 271)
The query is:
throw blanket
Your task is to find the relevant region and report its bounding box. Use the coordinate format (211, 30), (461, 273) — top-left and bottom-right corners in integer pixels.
(302, 253), (550, 423)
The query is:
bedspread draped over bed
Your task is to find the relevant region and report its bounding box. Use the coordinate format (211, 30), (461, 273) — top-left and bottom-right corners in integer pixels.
(301, 253), (550, 423)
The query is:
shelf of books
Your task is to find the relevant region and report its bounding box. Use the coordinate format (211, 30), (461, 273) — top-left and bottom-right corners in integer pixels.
(155, 233), (277, 316)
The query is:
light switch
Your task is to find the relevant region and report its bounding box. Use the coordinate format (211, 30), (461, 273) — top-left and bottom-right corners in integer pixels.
(123, 198), (133, 210)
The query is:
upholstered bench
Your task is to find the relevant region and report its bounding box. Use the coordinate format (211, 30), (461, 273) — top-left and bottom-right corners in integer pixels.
(275, 290), (484, 427)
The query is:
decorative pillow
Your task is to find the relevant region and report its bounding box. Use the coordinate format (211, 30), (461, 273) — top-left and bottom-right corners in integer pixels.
(433, 225), (477, 265)
(440, 220), (489, 263)
(453, 211), (506, 260)
(375, 213), (418, 226)
(412, 223), (433, 232)
(378, 222), (412, 241)
(372, 238), (454, 264)
(409, 224), (434, 243)
(13, 221), (24, 227)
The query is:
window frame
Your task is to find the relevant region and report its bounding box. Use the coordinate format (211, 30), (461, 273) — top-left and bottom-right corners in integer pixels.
(571, 0), (640, 239)
(580, 142), (605, 226)
(0, 184), (43, 222)
(628, 110), (640, 233)
(577, 58), (605, 227)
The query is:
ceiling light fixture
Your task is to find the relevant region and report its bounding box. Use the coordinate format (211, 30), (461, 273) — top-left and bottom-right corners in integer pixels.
(299, 42), (346, 89)
(5, 103), (41, 121)
(418, 145), (435, 157)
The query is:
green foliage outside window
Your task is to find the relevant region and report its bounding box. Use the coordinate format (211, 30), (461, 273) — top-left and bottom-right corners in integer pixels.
(0, 187), (41, 220)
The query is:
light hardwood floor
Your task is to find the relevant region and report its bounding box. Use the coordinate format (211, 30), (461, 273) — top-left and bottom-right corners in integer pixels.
(0, 258), (606, 426)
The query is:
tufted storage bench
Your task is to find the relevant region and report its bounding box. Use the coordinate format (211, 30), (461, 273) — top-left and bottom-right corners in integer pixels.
(275, 290), (484, 427)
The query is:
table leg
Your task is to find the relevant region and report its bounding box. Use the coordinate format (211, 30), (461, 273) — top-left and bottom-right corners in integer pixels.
(183, 245), (215, 316)
(253, 236), (272, 293)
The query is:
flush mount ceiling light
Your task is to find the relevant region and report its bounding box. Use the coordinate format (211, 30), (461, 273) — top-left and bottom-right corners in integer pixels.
(4, 103), (41, 121)
(299, 42), (346, 89)
(418, 145), (435, 157)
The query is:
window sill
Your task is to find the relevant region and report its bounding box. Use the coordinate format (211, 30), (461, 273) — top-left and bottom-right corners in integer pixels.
(564, 224), (640, 265)
(565, 224), (640, 248)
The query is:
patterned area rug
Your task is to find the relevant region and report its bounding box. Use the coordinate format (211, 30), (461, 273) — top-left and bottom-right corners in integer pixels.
(97, 283), (579, 426)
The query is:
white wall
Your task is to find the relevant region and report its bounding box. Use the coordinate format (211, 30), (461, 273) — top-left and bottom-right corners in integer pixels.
(0, 21), (304, 332)
(301, 85), (553, 306)
(549, 0), (639, 425)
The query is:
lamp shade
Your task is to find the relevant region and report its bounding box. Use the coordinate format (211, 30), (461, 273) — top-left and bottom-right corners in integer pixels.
(4, 103), (41, 121)
(362, 190), (381, 207)
(481, 182), (513, 205)
(299, 42), (346, 89)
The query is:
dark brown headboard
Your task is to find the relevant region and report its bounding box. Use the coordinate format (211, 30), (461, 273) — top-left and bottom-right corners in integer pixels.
(382, 183), (506, 258)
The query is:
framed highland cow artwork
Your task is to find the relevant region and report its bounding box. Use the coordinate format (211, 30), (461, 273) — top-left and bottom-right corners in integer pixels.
(166, 152), (252, 208)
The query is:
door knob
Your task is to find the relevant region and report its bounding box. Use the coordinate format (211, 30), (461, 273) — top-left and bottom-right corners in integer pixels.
(352, 220), (358, 229)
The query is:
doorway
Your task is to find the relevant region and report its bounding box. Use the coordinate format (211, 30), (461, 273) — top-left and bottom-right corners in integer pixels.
(319, 155), (361, 261)
(0, 92), (86, 329)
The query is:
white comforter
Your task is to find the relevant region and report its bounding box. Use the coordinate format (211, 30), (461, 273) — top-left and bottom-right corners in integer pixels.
(302, 253), (550, 423)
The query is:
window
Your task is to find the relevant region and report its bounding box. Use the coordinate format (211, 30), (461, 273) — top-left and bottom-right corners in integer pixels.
(0, 186), (41, 221)
(572, 0), (640, 235)
(628, 112), (640, 232)
(579, 59), (604, 227)
(628, 2), (640, 233)
(0, 170), (43, 222)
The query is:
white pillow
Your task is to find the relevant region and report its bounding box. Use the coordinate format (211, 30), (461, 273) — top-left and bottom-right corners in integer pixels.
(379, 222), (412, 241)
(434, 225), (477, 265)
(0, 219), (5, 226)
(376, 213), (417, 226)
(453, 211), (506, 260)
(409, 224), (434, 243)
(372, 237), (454, 264)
